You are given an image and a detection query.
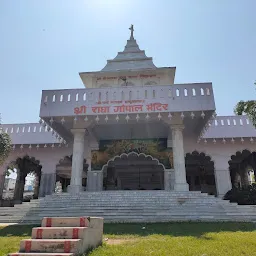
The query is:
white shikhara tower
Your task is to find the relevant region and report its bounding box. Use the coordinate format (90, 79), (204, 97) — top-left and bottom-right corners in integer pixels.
(79, 25), (176, 88)
(37, 24), (216, 194)
(68, 25), (190, 193)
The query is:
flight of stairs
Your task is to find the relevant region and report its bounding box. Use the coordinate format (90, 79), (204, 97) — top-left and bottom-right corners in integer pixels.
(1, 191), (256, 224)
(0, 200), (40, 223)
(8, 216), (103, 256)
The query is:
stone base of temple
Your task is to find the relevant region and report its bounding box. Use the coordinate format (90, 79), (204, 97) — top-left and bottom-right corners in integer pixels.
(67, 185), (84, 194)
(174, 183), (189, 191)
(1, 191), (256, 224)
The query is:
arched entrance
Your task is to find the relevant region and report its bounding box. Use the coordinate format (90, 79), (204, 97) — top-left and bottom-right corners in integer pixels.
(56, 155), (88, 192)
(185, 151), (216, 195)
(229, 150), (256, 188)
(102, 152), (165, 190)
(5, 155), (42, 203)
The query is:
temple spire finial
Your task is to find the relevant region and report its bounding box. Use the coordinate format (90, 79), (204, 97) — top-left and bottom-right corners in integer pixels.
(129, 24), (134, 39)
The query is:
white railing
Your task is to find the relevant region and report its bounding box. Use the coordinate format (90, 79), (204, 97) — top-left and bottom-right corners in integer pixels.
(209, 116), (252, 127)
(40, 83), (215, 117)
(42, 83), (213, 104)
(3, 123), (49, 135)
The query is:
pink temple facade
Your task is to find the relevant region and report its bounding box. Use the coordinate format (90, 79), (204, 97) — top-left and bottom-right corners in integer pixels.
(0, 27), (255, 200)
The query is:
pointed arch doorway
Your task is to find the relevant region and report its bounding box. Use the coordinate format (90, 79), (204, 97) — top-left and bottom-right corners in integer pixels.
(102, 152), (165, 190)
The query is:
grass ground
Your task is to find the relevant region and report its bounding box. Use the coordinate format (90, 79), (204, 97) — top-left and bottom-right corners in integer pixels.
(0, 225), (33, 256)
(0, 222), (256, 256)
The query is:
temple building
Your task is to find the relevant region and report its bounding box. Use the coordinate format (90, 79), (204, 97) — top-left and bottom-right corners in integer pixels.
(0, 26), (256, 202)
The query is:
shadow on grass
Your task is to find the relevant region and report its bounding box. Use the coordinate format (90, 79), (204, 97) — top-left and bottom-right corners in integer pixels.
(103, 222), (256, 238)
(0, 225), (37, 237)
(0, 222), (255, 239)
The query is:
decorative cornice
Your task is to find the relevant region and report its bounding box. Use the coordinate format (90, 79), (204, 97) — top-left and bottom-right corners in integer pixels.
(197, 137), (255, 145)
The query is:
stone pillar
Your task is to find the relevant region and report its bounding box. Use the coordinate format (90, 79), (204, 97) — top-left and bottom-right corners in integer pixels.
(240, 171), (250, 188)
(164, 169), (174, 191)
(33, 174), (41, 199)
(39, 173), (56, 197)
(87, 171), (103, 192)
(233, 172), (240, 188)
(68, 129), (86, 194)
(13, 171), (26, 204)
(214, 170), (232, 197)
(171, 125), (189, 191)
(87, 158), (91, 172)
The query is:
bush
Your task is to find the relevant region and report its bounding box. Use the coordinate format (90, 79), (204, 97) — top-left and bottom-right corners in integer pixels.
(224, 184), (256, 205)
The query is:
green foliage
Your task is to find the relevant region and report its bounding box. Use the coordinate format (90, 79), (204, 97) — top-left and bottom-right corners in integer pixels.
(224, 184), (256, 205)
(234, 82), (256, 127)
(0, 131), (12, 167)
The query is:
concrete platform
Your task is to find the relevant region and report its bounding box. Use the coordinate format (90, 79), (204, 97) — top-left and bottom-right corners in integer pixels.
(41, 217), (91, 228)
(41, 216), (103, 230)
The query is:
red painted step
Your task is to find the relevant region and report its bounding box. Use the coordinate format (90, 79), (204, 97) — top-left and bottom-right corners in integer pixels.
(32, 227), (88, 239)
(20, 239), (82, 253)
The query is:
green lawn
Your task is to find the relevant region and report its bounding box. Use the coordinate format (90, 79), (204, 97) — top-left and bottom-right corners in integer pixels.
(1, 222), (256, 256)
(0, 225), (33, 256)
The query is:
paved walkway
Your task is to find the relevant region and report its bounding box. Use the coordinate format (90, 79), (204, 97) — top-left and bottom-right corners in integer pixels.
(0, 223), (18, 226)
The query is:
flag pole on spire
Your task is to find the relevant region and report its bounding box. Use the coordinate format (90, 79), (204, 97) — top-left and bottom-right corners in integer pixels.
(129, 24), (134, 39)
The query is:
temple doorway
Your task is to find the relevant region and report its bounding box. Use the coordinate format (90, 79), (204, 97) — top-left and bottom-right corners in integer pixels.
(185, 151), (216, 195)
(2, 155), (42, 204)
(56, 155), (88, 192)
(229, 150), (256, 188)
(103, 152), (164, 190)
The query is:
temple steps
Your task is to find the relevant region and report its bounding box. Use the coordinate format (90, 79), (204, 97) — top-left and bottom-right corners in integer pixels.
(31, 227), (87, 239)
(1, 191), (256, 223)
(8, 216), (103, 256)
(19, 239), (82, 253)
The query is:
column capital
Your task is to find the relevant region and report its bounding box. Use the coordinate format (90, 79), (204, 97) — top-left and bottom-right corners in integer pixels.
(170, 124), (184, 131)
(70, 128), (88, 135)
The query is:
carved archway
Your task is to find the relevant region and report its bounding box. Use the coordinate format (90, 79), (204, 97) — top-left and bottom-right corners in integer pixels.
(185, 151), (216, 195)
(55, 155), (88, 192)
(228, 150), (256, 188)
(102, 152), (165, 190)
(5, 155), (42, 203)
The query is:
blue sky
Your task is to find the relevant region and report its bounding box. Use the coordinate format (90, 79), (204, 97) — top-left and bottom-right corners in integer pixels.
(0, 0), (255, 124)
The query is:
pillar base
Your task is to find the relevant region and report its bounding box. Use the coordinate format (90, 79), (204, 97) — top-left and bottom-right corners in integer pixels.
(174, 182), (189, 191)
(67, 185), (84, 194)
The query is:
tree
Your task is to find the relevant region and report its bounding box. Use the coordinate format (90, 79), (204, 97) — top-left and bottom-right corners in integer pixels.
(0, 128), (12, 168)
(234, 82), (256, 127)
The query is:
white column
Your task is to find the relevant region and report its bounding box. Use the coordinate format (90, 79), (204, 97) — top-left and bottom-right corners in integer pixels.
(87, 171), (103, 191)
(171, 125), (189, 191)
(68, 129), (86, 194)
(214, 170), (232, 197)
(164, 169), (174, 191)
